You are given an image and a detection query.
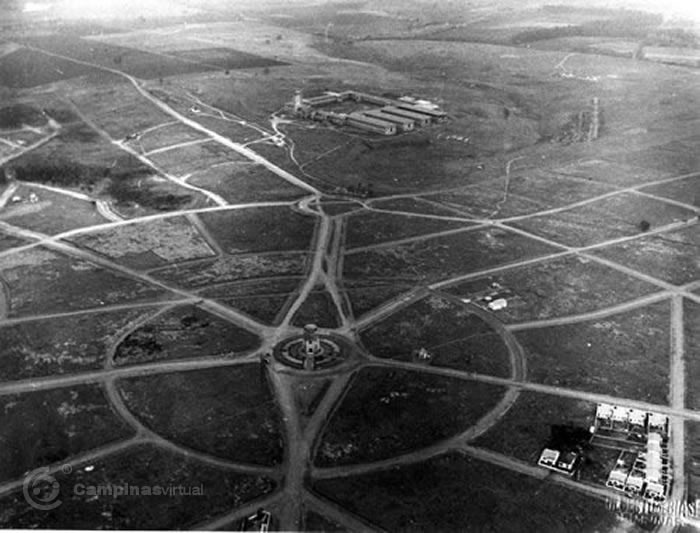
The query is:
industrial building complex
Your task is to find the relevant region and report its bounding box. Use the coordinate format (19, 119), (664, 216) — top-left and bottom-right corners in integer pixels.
(289, 90), (447, 135)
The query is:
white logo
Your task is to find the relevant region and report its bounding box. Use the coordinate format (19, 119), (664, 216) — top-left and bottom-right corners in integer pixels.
(23, 467), (62, 511)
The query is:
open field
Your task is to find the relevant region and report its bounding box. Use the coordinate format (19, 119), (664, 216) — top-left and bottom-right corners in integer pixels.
(0, 248), (172, 317)
(473, 392), (595, 463)
(118, 365), (284, 465)
(152, 252), (309, 288)
(368, 197), (468, 218)
(0, 443), (276, 529)
(0, 186), (108, 235)
(685, 300), (700, 411)
(555, 159), (672, 187)
(0, 385), (133, 482)
(0, 232), (28, 252)
(197, 277), (301, 325)
(315, 366), (505, 467)
(343, 279), (413, 319)
(591, 224), (700, 285)
(515, 300), (671, 403)
(0, 47), (99, 88)
(640, 175), (700, 209)
(113, 305), (260, 366)
(70, 217), (216, 270)
(290, 286), (341, 329)
(344, 227), (560, 283)
(198, 207), (317, 254)
(294, 378), (331, 424)
(133, 122), (205, 154)
(188, 163), (307, 203)
(312, 453), (618, 532)
(343, 210), (474, 249)
(687, 421), (700, 503)
(508, 193), (695, 248)
(302, 510), (346, 533)
(0, 308), (150, 381)
(360, 294), (511, 377)
(444, 255), (660, 323)
(148, 140), (237, 176)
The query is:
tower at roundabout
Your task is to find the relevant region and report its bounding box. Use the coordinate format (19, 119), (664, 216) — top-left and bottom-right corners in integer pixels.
(273, 324), (353, 372)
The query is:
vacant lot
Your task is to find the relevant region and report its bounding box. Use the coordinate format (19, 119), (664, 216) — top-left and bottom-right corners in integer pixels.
(343, 279), (413, 319)
(0, 385), (133, 482)
(591, 225), (700, 285)
(555, 159), (670, 187)
(197, 277), (301, 324)
(313, 453), (617, 532)
(444, 255), (659, 323)
(0, 186), (108, 235)
(315, 366), (505, 466)
(369, 197), (467, 218)
(168, 47), (288, 70)
(516, 300), (670, 403)
(344, 210), (474, 249)
(291, 287), (341, 328)
(0, 48), (99, 88)
(473, 392), (595, 463)
(508, 193), (694, 248)
(113, 305), (260, 366)
(685, 300), (700, 411)
(71, 217), (215, 269)
(0, 308), (150, 381)
(199, 207), (317, 254)
(148, 141), (237, 176)
(360, 294), (511, 377)
(640, 176), (700, 209)
(608, 144), (700, 177)
(0, 444), (276, 529)
(0, 248), (172, 317)
(153, 252), (309, 288)
(135, 122), (207, 154)
(189, 163), (307, 204)
(118, 365), (283, 465)
(344, 227), (560, 283)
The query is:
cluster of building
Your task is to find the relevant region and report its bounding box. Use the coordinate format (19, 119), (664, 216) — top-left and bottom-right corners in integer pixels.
(290, 90), (446, 135)
(537, 404), (671, 504)
(460, 281), (519, 312)
(595, 404), (670, 503)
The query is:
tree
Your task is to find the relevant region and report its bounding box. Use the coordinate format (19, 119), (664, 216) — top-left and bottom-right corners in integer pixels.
(639, 220), (651, 232)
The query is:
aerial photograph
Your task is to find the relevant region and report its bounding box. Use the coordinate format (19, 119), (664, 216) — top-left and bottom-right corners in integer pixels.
(0, 0), (698, 530)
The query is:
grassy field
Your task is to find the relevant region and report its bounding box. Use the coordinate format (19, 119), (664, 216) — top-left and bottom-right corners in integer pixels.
(290, 286), (341, 329)
(0, 186), (108, 235)
(473, 392), (595, 463)
(0, 443), (276, 529)
(198, 207), (317, 254)
(70, 217), (216, 269)
(0, 48), (99, 88)
(342, 279), (413, 319)
(555, 159), (671, 187)
(315, 366), (505, 467)
(0, 232), (28, 252)
(0, 248), (172, 317)
(135, 122), (207, 154)
(515, 300), (670, 404)
(508, 193), (695, 248)
(197, 277), (301, 325)
(591, 225), (700, 285)
(312, 452), (618, 532)
(188, 162), (307, 203)
(343, 210), (474, 249)
(360, 294), (511, 377)
(368, 197), (468, 218)
(685, 300), (700, 411)
(118, 365), (284, 465)
(640, 176), (700, 209)
(343, 227), (560, 284)
(0, 308), (150, 381)
(444, 255), (659, 323)
(148, 141), (238, 176)
(152, 252), (309, 288)
(0, 385), (133, 483)
(113, 305), (260, 366)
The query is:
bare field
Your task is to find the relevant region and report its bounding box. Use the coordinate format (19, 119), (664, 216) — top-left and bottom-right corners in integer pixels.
(508, 193), (695, 248)
(516, 300), (671, 404)
(554, 159), (671, 187)
(70, 216), (215, 269)
(313, 452), (617, 532)
(344, 227), (560, 284)
(118, 366), (283, 465)
(473, 392), (595, 463)
(444, 255), (659, 323)
(591, 224), (700, 285)
(0, 385), (133, 483)
(134, 121), (207, 154)
(685, 300), (700, 411)
(0, 248), (172, 317)
(640, 176), (700, 209)
(152, 252), (309, 288)
(0, 443), (276, 529)
(0, 308), (150, 381)
(344, 210), (475, 249)
(148, 140), (239, 176)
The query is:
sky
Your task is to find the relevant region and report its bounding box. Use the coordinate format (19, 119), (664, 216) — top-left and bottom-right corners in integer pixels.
(17, 0), (700, 22)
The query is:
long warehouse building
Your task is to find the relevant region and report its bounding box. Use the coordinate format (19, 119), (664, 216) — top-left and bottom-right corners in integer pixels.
(361, 109), (415, 131)
(347, 113), (397, 135)
(380, 106), (432, 126)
